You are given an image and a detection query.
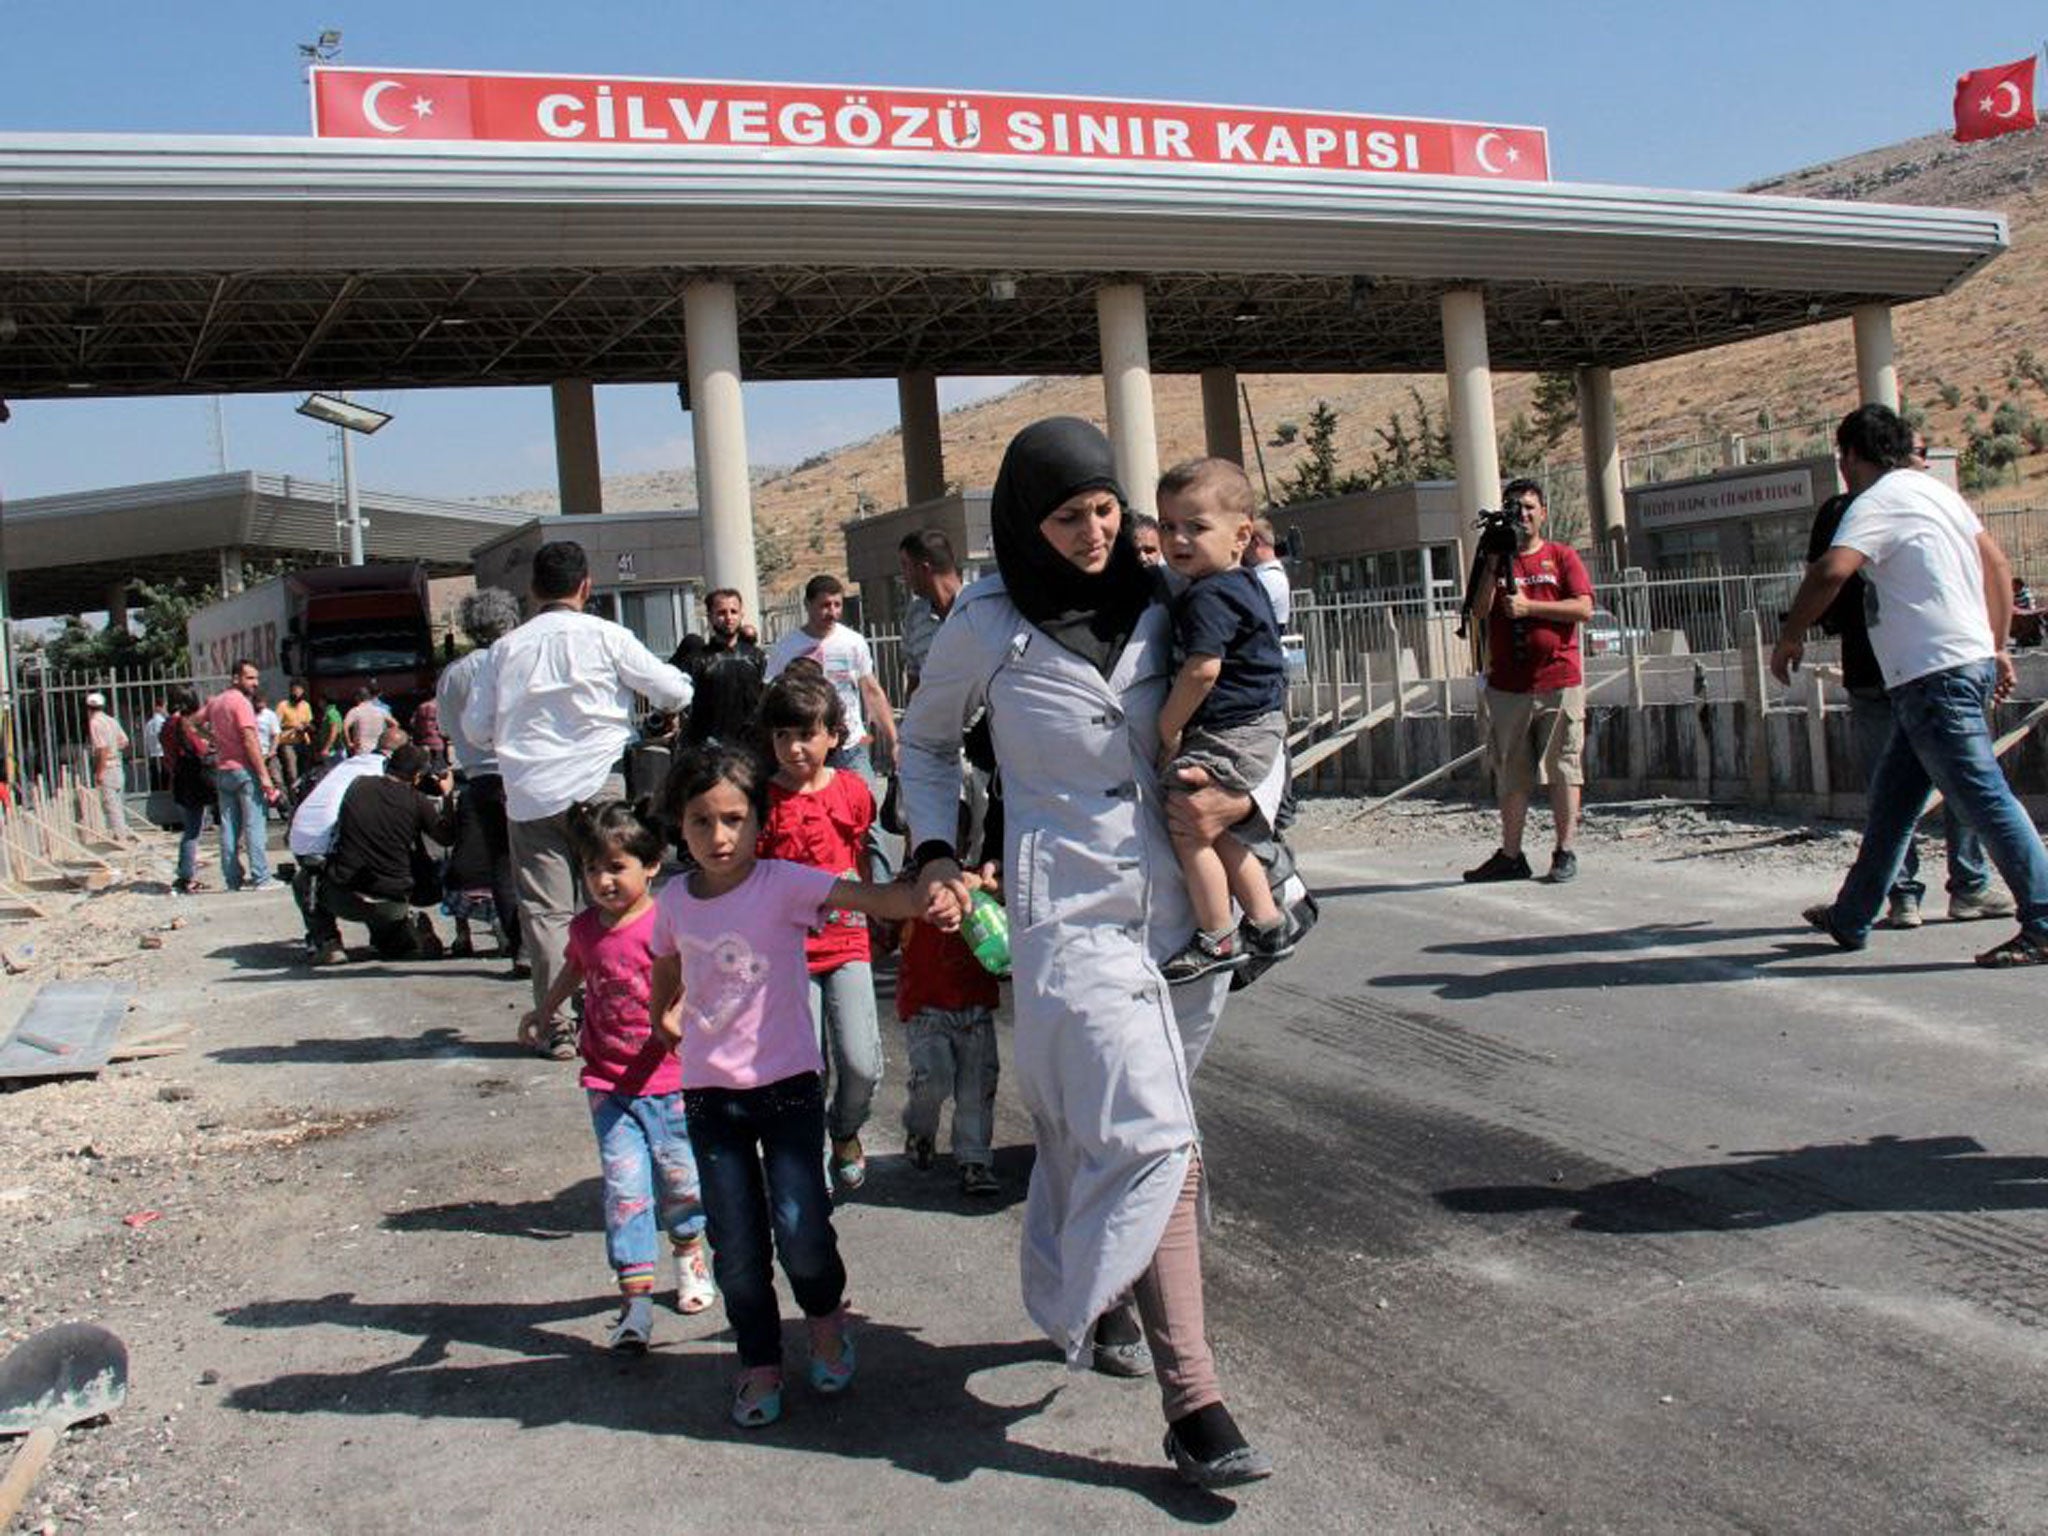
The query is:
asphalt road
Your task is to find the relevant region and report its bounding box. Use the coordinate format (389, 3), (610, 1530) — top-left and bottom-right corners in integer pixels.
(37, 830), (2048, 1533)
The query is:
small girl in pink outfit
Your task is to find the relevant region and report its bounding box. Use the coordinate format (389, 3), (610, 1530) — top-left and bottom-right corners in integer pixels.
(520, 800), (715, 1353)
(649, 741), (964, 1429)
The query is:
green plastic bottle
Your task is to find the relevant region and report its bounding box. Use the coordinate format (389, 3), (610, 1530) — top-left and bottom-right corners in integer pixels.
(962, 888), (1011, 977)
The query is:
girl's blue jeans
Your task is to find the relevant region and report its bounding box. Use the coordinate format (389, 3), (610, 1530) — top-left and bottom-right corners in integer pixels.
(588, 1089), (705, 1294)
(684, 1072), (846, 1369)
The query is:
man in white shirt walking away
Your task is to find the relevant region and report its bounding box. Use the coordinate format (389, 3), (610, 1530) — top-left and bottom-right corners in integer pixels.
(1773, 403), (2048, 966)
(462, 541), (692, 1033)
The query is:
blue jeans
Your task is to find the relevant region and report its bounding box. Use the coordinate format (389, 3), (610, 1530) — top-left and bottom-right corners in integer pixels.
(807, 961), (882, 1143)
(902, 1006), (1000, 1165)
(213, 767), (269, 889)
(1848, 691), (1990, 898)
(174, 801), (207, 886)
(589, 1089), (705, 1294)
(1831, 659), (2048, 943)
(684, 1072), (845, 1369)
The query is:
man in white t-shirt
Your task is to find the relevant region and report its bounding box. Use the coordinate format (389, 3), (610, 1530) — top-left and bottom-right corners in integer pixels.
(765, 572), (897, 778)
(1244, 517), (1292, 628)
(84, 693), (131, 841)
(1772, 403), (2048, 965)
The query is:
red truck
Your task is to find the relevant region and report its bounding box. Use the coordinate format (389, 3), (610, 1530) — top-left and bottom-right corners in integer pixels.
(186, 563), (440, 716)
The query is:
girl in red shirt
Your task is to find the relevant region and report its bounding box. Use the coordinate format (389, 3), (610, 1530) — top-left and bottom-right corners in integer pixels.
(757, 673), (883, 1192)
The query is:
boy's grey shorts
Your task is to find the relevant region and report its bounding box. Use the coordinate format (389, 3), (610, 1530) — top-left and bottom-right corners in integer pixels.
(1162, 709), (1286, 840)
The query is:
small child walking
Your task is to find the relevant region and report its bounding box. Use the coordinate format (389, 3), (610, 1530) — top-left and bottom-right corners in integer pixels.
(899, 901), (1003, 1197)
(1153, 456), (1301, 983)
(756, 672), (884, 1194)
(519, 800), (715, 1351)
(650, 741), (962, 1428)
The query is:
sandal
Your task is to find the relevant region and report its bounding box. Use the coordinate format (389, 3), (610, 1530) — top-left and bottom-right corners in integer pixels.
(731, 1366), (783, 1428)
(674, 1238), (717, 1316)
(830, 1136), (867, 1192)
(1975, 931), (2048, 968)
(528, 1019), (576, 1061)
(807, 1308), (856, 1395)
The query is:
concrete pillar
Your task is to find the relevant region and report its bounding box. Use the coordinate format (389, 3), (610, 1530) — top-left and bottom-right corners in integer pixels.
(1576, 365), (1626, 556)
(1440, 288), (1501, 516)
(219, 548), (245, 596)
(1096, 284), (1161, 517)
(683, 280), (760, 619)
(1852, 304), (1898, 410)
(1200, 366), (1243, 464)
(551, 378), (604, 515)
(104, 581), (129, 635)
(897, 371), (946, 504)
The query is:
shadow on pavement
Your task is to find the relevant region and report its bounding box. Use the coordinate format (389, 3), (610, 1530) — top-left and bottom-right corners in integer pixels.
(847, 1144), (1035, 1216)
(1370, 939), (1959, 997)
(1437, 1133), (2048, 1233)
(385, 1178), (602, 1240)
(1419, 922), (1789, 958)
(210, 1026), (531, 1065)
(218, 1293), (1241, 1516)
(1310, 878), (1467, 900)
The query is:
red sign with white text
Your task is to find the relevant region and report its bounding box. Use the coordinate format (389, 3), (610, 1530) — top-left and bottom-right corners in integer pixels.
(310, 68), (1550, 182)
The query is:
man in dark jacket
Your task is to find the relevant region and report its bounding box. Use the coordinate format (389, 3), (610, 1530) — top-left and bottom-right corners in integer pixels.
(313, 745), (455, 962)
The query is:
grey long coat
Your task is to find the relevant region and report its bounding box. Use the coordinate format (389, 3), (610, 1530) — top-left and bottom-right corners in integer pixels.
(898, 575), (1280, 1365)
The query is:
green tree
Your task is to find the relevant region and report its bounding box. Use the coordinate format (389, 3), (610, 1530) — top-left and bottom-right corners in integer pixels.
(1530, 370), (1579, 452)
(1360, 387), (1456, 488)
(1276, 400), (1345, 503)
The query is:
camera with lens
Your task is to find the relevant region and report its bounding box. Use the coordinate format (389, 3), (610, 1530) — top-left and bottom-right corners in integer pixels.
(1472, 502), (1530, 559)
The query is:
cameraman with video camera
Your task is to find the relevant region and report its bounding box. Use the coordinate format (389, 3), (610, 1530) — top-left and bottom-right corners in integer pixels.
(1463, 478), (1595, 885)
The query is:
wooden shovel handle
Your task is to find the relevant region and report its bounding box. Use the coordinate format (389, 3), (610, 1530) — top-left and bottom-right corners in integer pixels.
(0, 1424), (60, 1525)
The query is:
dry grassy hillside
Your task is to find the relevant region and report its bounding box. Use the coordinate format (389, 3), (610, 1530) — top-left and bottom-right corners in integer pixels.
(512, 126), (2048, 600)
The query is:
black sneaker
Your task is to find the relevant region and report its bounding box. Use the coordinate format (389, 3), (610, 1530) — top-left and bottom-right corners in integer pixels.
(1161, 929), (1249, 983)
(959, 1162), (1001, 1197)
(905, 1133), (934, 1171)
(1463, 849), (1533, 883)
(1548, 849), (1579, 884)
(1234, 893), (1319, 993)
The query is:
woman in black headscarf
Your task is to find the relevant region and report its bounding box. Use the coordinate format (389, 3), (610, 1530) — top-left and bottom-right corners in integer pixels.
(901, 418), (1275, 1488)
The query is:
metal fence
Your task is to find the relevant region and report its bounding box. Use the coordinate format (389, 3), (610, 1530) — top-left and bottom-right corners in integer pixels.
(7, 661), (226, 797)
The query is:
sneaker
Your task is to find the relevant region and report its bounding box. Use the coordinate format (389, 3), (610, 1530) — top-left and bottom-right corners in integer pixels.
(1234, 893), (1318, 993)
(904, 1133), (935, 1171)
(1548, 849), (1579, 884)
(1161, 928), (1249, 984)
(1463, 849), (1533, 883)
(830, 1136), (867, 1192)
(1880, 890), (1923, 929)
(674, 1239), (717, 1315)
(1950, 886), (2018, 922)
(246, 878), (282, 894)
(1241, 915), (1300, 964)
(1802, 902), (1866, 952)
(607, 1295), (653, 1354)
(959, 1162), (1001, 1197)
(309, 944), (349, 967)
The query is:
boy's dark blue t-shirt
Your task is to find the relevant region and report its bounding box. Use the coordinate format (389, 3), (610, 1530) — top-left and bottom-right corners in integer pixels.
(1173, 566), (1286, 728)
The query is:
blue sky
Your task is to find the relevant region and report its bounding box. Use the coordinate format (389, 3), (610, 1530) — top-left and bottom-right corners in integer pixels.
(1, 0), (2042, 502)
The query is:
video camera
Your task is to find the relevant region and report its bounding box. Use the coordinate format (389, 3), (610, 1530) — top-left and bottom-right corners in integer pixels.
(1472, 502), (1530, 560)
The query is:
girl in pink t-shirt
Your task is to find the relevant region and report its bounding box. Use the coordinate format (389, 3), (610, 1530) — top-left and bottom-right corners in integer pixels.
(519, 801), (715, 1353)
(649, 742), (963, 1429)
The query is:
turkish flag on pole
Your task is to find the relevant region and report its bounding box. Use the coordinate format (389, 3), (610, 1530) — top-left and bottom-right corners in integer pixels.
(1953, 56), (2038, 142)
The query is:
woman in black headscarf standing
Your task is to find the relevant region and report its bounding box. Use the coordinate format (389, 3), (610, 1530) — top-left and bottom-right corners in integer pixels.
(902, 418), (1278, 1488)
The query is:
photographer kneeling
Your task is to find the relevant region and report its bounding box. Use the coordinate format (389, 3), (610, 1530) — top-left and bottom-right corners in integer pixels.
(312, 744), (455, 963)
(1464, 477), (1594, 886)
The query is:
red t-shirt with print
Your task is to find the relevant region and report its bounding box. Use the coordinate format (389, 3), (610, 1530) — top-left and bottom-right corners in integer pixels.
(758, 771), (873, 973)
(1487, 540), (1591, 694)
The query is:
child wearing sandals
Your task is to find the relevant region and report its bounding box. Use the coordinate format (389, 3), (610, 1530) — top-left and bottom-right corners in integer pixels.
(519, 800), (716, 1350)
(649, 741), (964, 1427)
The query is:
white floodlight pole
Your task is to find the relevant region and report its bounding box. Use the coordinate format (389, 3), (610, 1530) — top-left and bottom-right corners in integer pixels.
(339, 397), (364, 565)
